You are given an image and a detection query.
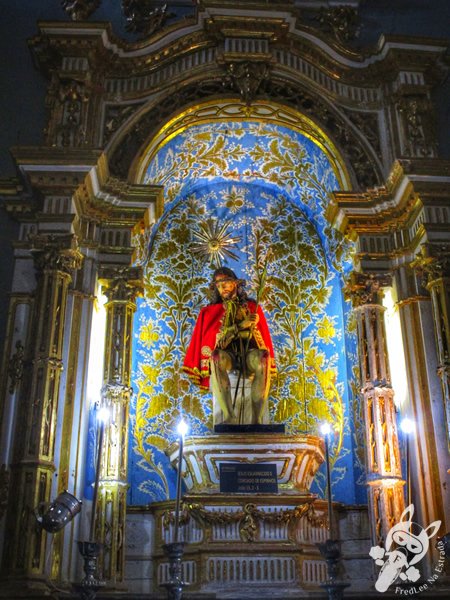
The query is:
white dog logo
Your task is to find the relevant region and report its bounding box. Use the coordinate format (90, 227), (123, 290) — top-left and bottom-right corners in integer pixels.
(369, 504), (441, 593)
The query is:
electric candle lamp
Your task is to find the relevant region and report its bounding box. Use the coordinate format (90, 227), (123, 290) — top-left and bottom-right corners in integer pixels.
(89, 404), (110, 542)
(174, 419), (188, 543)
(400, 417), (416, 507)
(320, 422), (334, 537)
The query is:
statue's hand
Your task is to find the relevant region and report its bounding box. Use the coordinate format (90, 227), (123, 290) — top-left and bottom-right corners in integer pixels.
(217, 324), (238, 348)
(239, 313), (259, 330)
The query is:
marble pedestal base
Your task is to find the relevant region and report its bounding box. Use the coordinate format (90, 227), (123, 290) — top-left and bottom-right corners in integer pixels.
(153, 492), (330, 597)
(158, 431), (330, 595)
(166, 432), (325, 494)
(126, 430), (373, 597)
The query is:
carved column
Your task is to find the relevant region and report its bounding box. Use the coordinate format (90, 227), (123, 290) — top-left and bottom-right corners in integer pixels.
(345, 272), (405, 545)
(2, 234), (83, 580)
(393, 260), (449, 547)
(411, 244), (450, 450)
(94, 267), (142, 585)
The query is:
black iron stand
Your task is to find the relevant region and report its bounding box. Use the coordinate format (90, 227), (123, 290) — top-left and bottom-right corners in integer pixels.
(317, 538), (350, 600)
(74, 541), (106, 600)
(161, 541), (188, 600)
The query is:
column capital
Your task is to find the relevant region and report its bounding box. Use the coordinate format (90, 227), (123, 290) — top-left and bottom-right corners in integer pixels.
(30, 233), (84, 274)
(410, 243), (450, 287)
(94, 265), (140, 583)
(101, 381), (133, 403)
(344, 271), (392, 307)
(99, 266), (143, 302)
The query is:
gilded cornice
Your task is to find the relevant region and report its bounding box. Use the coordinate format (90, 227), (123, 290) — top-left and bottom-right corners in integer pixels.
(26, 10), (448, 192)
(328, 158), (450, 238)
(146, 493), (323, 513)
(267, 34), (435, 88)
(7, 147), (163, 228)
(29, 15), (448, 91)
(205, 13), (291, 42)
(0, 179), (36, 219)
(21, 7), (449, 200)
(11, 146), (104, 188)
(30, 20), (207, 76)
(328, 186), (420, 235)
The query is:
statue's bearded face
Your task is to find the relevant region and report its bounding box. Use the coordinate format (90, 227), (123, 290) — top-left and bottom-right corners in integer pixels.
(214, 274), (237, 300)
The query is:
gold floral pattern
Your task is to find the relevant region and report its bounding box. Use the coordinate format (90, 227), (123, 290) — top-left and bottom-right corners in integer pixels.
(130, 121), (361, 504)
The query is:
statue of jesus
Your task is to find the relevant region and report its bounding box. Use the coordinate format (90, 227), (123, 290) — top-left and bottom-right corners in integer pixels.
(182, 267), (276, 425)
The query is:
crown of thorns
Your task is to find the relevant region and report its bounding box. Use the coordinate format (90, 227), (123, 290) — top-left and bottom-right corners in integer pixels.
(209, 268), (246, 291)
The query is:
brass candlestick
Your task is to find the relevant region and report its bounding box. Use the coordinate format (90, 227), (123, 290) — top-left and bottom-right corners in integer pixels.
(161, 420), (189, 600)
(317, 423), (350, 600)
(74, 405), (109, 600)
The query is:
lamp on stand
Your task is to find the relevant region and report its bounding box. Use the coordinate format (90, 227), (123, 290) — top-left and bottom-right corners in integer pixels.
(317, 422), (350, 600)
(161, 419), (189, 600)
(74, 403), (109, 600)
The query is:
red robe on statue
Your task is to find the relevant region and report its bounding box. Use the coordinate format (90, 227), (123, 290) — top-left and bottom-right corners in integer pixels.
(182, 300), (276, 390)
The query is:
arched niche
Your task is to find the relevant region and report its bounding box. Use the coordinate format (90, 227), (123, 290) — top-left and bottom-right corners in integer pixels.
(127, 100), (366, 507)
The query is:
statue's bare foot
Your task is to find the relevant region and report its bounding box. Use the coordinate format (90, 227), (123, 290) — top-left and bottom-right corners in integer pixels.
(223, 412), (237, 424)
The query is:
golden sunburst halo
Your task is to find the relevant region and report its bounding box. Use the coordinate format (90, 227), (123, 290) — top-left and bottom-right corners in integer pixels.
(191, 219), (242, 267)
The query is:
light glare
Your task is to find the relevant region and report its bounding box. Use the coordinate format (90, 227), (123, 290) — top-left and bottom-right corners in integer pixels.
(320, 422), (332, 436)
(383, 288), (408, 409)
(177, 420), (189, 438)
(98, 406), (110, 424)
(400, 417), (416, 435)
